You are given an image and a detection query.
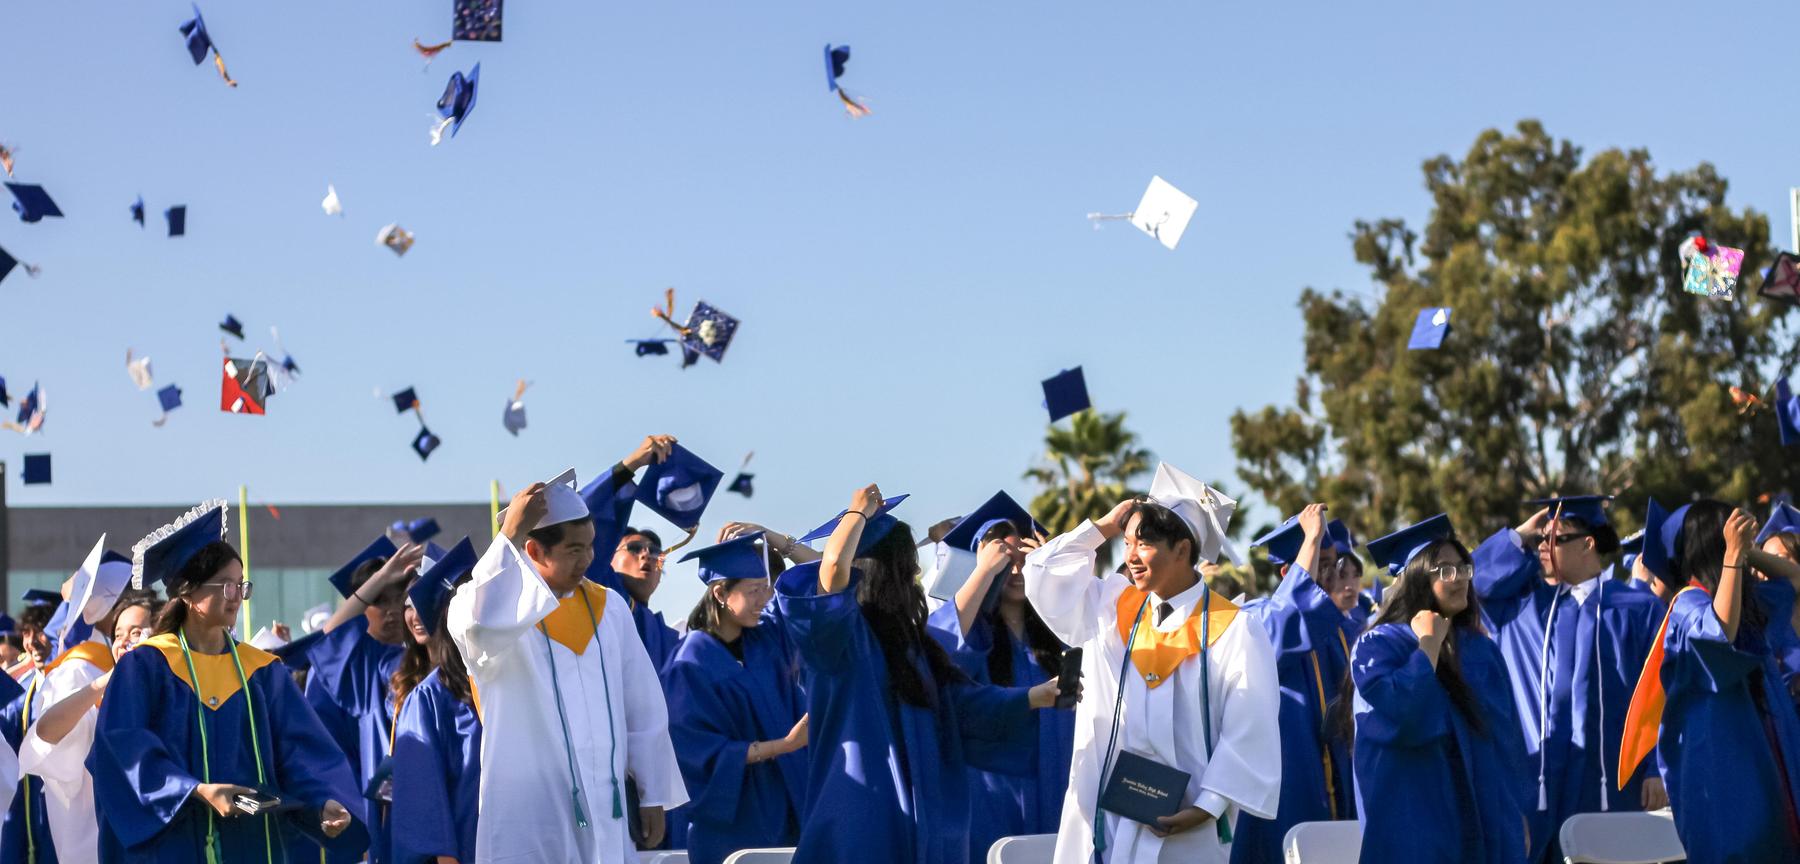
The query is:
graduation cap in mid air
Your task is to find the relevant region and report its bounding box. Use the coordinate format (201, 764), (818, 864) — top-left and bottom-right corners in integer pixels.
(1679, 235), (1744, 300)
(1763, 252), (1800, 306)
(0, 244), (38, 285)
(1088, 176), (1198, 251)
(165, 206), (186, 237)
(219, 314), (244, 340)
(377, 224), (415, 256)
(1041, 367), (1091, 422)
(126, 351), (154, 390)
(0, 144), (13, 178)
(392, 387), (420, 414)
(21, 453), (50, 485)
(321, 185), (342, 217)
(430, 63), (480, 145)
(220, 355), (273, 414)
(391, 517), (442, 544)
(6, 183), (62, 223)
(6, 382), (45, 435)
(130, 196), (145, 226)
(0, 376), (9, 408)
(154, 384), (183, 426)
(629, 339), (675, 357)
(1408, 307), (1451, 351)
(452, 0), (503, 41)
(501, 380), (528, 436)
(727, 452), (755, 498)
(412, 428), (440, 461)
(178, 3), (237, 87)
(680, 302), (740, 364)
(823, 44), (870, 117)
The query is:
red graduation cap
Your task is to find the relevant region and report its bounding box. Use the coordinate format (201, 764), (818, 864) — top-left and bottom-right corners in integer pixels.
(220, 356), (272, 414)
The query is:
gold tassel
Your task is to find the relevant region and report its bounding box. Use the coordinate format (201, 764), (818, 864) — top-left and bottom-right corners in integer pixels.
(213, 52), (238, 88)
(837, 89), (870, 118)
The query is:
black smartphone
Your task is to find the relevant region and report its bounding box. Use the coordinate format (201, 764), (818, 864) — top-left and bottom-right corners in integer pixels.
(1055, 647), (1084, 709)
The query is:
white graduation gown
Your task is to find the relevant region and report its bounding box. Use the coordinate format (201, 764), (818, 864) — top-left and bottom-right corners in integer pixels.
(18, 634), (109, 864)
(449, 534), (688, 864)
(1023, 521), (1282, 864)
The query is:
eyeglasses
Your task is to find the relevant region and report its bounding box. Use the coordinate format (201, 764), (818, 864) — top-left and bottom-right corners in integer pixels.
(619, 541), (662, 557)
(1427, 564), (1473, 583)
(201, 580), (254, 600)
(1539, 533), (1590, 547)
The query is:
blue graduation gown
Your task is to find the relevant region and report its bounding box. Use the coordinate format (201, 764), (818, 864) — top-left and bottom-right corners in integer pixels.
(1352, 622), (1531, 864)
(1235, 564), (1357, 864)
(389, 670), (480, 864)
(776, 566), (1035, 864)
(662, 615), (807, 864)
(924, 602), (1075, 863)
(0, 672), (55, 864)
(1756, 579), (1800, 701)
(1658, 588), (1800, 861)
(1473, 530), (1665, 860)
(302, 619), (403, 864)
(87, 638), (369, 862)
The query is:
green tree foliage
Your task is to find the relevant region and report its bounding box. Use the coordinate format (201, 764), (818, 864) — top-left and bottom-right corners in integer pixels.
(1231, 120), (1800, 545)
(1023, 409), (1152, 567)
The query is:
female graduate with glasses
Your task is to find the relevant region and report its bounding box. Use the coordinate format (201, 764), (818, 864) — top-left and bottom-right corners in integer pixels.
(661, 527), (809, 864)
(1347, 515), (1532, 864)
(776, 484), (1068, 864)
(923, 492), (1076, 862)
(88, 500), (368, 862)
(389, 538), (482, 864)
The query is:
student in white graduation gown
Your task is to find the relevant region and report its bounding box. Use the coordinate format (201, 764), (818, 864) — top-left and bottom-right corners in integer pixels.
(448, 472), (687, 863)
(1023, 464), (1281, 864)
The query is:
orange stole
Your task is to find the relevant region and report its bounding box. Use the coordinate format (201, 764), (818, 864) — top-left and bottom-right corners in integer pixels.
(539, 581), (610, 655)
(1114, 585), (1239, 689)
(1617, 585), (1705, 788)
(140, 633), (280, 711)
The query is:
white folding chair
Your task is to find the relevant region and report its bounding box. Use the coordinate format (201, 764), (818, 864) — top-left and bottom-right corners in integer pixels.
(723, 848), (796, 864)
(986, 833), (1057, 864)
(641, 852), (689, 864)
(1559, 810), (1686, 864)
(1281, 819), (1362, 864)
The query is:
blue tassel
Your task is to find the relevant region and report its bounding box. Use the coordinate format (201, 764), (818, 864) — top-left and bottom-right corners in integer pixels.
(611, 778), (623, 819)
(573, 788), (588, 829)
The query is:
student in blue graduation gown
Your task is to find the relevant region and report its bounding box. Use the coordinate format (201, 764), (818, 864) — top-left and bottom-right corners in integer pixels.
(580, 435), (686, 674)
(305, 538), (426, 864)
(1472, 497), (1666, 862)
(923, 495), (1075, 863)
(776, 484), (1067, 864)
(390, 539), (482, 864)
(1235, 506), (1359, 864)
(1755, 507), (1800, 702)
(1348, 516), (1532, 864)
(663, 529), (809, 864)
(1651, 501), (1800, 860)
(2, 601), (58, 864)
(88, 502), (368, 862)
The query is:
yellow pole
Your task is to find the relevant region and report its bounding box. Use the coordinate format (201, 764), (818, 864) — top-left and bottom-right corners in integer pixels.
(238, 485), (252, 636)
(490, 479), (501, 539)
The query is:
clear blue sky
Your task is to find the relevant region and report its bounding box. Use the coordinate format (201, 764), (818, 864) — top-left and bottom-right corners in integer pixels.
(4, 0), (1797, 615)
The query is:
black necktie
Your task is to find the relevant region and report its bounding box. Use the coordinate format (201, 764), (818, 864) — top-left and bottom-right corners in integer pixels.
(1155, 602), (1175, 625)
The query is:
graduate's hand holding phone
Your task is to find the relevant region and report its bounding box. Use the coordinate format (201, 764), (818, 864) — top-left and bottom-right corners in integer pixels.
(501, 483), (549, 545)
(1411, 611), (1450, 667)
(1095, 499), (1137, 541)
(319, 799), (351, 838)
(1149, 805), (1213, 837)
(193, 782), (258, 817)
(1028, 676), (1078, 709)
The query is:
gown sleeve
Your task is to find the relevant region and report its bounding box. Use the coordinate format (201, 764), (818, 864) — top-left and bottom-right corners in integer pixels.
(391, 687), (458, 860)
(663, 660), (752, 825)
(89, 647), (205, 849)
(263, 663), (372, 857)
(305, 618), (382, 714)
(1662, 589), (1764, 694)
(448, 534), (561, 677)
(1256, 563), (1340, 659)
(582, 464), (640, 570)
(1021, 521), (1114, 649)
(947, 680), (1034, 776)
(616, 601), (689, 810)
(1195, 612), (1284, 821)
(1351, 625), (1451, 746)
(775, 563), (869, 678)
(925, 600), (994, 681)
(18, 702), (95, 806)
(1472, 529), (1540, 615)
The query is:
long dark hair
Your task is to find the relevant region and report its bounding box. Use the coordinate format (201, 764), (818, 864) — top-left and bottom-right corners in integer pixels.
(855, 521), (967, 708)
(1675, 500), (1767, 636)
(390, 569), (431, 711)
(977, 521), (1064, 685)
(1329, 538), (1486, 739)
(153, 541), (243, 636)
(425, 577), (476, 709)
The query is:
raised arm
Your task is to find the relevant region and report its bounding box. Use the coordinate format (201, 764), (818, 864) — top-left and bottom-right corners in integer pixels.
(323, 543), (425, 635)
(447, 484), (560, 674)
(1023, 499), (1135, 647)
(820, 484), (885, 596)
(1472, 508), (1550, 607)
(1717, 508), (1757, 642)
(952, 539), (1017, 637)
(719, 522), (821, 566)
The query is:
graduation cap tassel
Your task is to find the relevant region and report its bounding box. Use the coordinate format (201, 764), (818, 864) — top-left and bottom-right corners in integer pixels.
(662, 526), (700, 556)
(412, 37), (452, 64)
(610, 778), (622, 820)
(575, 786), (591, 828)
(213, 52), (237, 87)
(836, 88), (871, 118)
(0, 144), (14, 177)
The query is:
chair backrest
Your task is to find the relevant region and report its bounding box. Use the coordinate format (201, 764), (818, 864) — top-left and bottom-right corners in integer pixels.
(1281, 820), (1362, 864)
(641, 853), (689, 864)
(1559, 810), (1686, 864)
(987, 833), (1058, 864)
(722, 848), (796, 864)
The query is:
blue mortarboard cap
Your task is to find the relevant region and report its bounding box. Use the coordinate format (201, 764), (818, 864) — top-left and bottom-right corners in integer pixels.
(1778, 379), (1800, 447)
(1764, 252), (1800, 306)
(179, 4), (213, 64)
(824, 44), (850, 90)
(728, 473), (754, 498)
(21, 453), (51, 485)
(397, 517), (441, 543)
(0, 246), (17, 285)
(1041, 367), (1091, 423)
(942, 491), (1046, 552)
(328, 535), (398, 599)
(219, 314), (244, 340)
(502, 399), (526, 436)
(1327, 519), (1354, 556)
(1619, 530), (1644, 556)
(0, 613), (16, 636)
(452, 0), (504, 42)
(7, 183), (63, 223)
(0, 376), (8, 408)
(21, 590), (59, 606)
(1640, 499), (1683, 584)
(1407, 307), (1451, 351)
(630, 339), (673, 357)
(1252, 514), (1306, 566)
(407, 536), (477, 636)
(412, 428), (440, 461)
(634, 444), (724, 530)
(679, 531), (770, 584)
(1365, 514), (1455, 574)
(680, 302), (740, 364)
(157, 384), (183, 413)
(798, 494), (909, 556)
(392, 387), (418, 413)
(1756, 502), (1800, 547)
(436, 63), (480, 138)
(15, 383), (40, 427)
(130, 196), (145, 227)
(131, 500), (228, 590)
(165, 206), (186, 237)
(1525, 495), (1613, 528)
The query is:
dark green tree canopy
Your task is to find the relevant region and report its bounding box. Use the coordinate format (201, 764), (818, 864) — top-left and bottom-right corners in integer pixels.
(1232, 120), (1798, 545)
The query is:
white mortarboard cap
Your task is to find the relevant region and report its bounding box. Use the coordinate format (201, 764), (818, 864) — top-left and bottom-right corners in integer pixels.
(1131, 176), (1198, 251)
(301, 602), (332, 634)
(248, 626), (289, 650)
(1146, 462), (1242, 565)
(322, 184), (343, 216)
(71, 536), (134, 626)
(496, 467), (591, 531)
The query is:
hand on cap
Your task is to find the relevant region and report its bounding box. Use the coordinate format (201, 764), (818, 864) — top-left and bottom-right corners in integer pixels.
(1723, 508), (1757, 563)
(272, 622), (291, 642)
(625, 435), (678, 472)
(1516, 507), (1551, 543)
(1095, 499), (1137, 541)
(502, 483), (549, 544)
(368, 543), (425, 595)
(1299, 503), (1328, 540)
(923, 517), (961, 546)
(851, 484), (884, 518)
(974, 537), (1015, 578)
